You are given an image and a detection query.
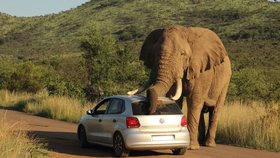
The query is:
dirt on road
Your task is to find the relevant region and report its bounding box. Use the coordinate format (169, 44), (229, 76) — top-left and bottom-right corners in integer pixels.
(0, 109), (279, 158)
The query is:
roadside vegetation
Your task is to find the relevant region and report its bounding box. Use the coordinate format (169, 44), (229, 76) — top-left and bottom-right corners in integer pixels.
(0, 113), (49, 158)
(0, 90), (279, 152)
(217, 101), (280, 152)
(0, 90), (92, 123)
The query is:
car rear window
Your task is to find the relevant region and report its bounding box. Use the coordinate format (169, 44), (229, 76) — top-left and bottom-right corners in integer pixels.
(132, 101), (182, 115)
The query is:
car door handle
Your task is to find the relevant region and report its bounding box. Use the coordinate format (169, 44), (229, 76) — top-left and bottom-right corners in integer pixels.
(113, 119), (117, 123)
(98, 119), (102, 122)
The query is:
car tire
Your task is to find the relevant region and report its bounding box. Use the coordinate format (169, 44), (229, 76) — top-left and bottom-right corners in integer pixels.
(113, 132), (130, 157)
(78, 125), (89, 148)
(171, 147), (187, 155)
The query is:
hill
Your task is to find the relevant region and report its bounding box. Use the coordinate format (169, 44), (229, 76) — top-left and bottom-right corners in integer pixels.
(0, 0), (279, 100)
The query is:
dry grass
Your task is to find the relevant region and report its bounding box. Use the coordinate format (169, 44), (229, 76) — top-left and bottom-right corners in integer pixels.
(0, 90), (93, 123)
(0, 90), (33, 108)
(1, 90), (279, 151)
(25, 95), (92, 123)
(217, 101), (280, 152)
(0, 113), (49, 158)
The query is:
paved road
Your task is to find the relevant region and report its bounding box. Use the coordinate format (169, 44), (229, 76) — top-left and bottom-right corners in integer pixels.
(0, 109), (279, 158)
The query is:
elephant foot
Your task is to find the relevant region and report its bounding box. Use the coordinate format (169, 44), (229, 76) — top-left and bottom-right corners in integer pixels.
(188, 141), (200, 150)
(205, 139), (216, 147)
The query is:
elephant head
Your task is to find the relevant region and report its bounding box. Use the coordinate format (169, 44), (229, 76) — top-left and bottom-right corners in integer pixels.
(128, 26), (228, 114)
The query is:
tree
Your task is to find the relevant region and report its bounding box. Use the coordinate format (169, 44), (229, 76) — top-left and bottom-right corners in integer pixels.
(81, 28), (116, 100)
(81, 28), (147, 101)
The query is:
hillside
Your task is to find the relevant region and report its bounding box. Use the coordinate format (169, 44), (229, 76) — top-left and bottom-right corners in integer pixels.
(0, 0), (279, 100)
(0, 1), (279, 59)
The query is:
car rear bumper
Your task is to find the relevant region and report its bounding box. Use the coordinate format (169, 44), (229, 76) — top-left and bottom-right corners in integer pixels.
(126, 143), (189, 150)
(122, 129), (190, 150)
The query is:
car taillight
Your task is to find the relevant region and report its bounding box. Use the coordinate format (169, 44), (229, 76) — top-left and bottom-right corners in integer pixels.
(181, 116), (187, 127)
(126, 117), (140, 128)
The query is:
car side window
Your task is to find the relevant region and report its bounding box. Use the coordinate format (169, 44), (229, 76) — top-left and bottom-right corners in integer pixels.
(107, 99), (124, 114)
(94, 99), (111, 115)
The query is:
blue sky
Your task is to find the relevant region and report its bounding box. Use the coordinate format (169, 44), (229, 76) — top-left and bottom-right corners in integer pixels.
(0, 0), (90, 17)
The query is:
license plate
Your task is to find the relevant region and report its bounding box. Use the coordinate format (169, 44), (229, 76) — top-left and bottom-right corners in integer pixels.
(152, 135), (174, 141)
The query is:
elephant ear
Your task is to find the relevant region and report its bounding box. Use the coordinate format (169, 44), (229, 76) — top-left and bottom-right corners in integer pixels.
(140, 29), (164, 69)
(186, 28), (228, 80)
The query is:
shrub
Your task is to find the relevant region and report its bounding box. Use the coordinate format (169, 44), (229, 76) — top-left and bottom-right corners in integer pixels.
(7, 62), (45, 93)
(229, 68), (269, 100)
(117, 25), (145, 41)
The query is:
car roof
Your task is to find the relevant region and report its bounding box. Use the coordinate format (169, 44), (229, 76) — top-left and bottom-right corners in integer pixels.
(107, 95), (147, 102)
(106, 95), (175, 103)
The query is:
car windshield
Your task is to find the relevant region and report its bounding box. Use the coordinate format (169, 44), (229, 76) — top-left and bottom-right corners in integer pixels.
(132, 101), (182, 115)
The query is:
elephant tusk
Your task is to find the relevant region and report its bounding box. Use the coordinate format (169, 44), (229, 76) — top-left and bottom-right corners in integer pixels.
(127, 81), (152, 96)
(171, 79), (182, 100)
(127, 89), (139, 96)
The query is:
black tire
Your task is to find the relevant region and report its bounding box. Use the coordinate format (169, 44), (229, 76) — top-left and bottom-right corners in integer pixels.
(78, 125), (89, 148)
(113, 132), (130, 157)
(172, 147), (187, 155)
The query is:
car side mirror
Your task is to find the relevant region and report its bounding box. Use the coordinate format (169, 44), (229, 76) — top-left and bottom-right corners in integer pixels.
(86, 110), (93, 115)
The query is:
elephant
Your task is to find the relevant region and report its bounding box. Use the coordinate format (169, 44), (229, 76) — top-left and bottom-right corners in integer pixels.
(127, 26), (231, 150)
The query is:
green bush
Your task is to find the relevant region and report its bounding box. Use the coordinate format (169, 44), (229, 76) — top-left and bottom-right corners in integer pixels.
(7, 62), (45, 93)
(202, 9), (243, 23)
(229, 68), (270, 100)
(46, 75), (84, 98)
(117, 25), (145, 41)
(0, 60), (85, 97)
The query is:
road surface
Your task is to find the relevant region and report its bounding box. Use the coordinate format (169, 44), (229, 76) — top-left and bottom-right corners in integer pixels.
(0, 109), (279, 158)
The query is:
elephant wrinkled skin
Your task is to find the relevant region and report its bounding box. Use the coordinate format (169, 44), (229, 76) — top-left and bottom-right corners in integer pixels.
(128, 26), (231, 150)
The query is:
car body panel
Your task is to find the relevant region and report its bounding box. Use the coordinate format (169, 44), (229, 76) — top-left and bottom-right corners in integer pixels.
(78, 95), (190, 150)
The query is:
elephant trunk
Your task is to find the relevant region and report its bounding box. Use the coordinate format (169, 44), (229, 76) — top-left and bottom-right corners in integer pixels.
(147, 53), (182, 114)
(147, 81), (171, 114)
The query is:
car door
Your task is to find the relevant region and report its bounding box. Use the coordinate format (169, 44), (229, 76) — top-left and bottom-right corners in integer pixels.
(102, 98), (125, 145)
(86, 99), (111, 143)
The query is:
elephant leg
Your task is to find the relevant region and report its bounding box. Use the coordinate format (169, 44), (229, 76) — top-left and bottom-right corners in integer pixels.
(205, 86), (228, 147)
(187, 98), (204, 150)
(198, 110), (206, 145)
(205, 107), (214, 146)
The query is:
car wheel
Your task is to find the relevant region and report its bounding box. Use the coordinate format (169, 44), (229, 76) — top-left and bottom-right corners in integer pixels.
(113, 132), (130, 157)
(78, 125), (89, 148)
(171, 147), (187, 155)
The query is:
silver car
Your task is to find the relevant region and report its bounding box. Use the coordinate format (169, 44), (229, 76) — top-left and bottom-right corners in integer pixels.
(77, 95), (190, 157)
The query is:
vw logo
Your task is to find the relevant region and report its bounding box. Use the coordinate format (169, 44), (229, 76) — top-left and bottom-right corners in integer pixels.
(159, 118), (165, 124)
